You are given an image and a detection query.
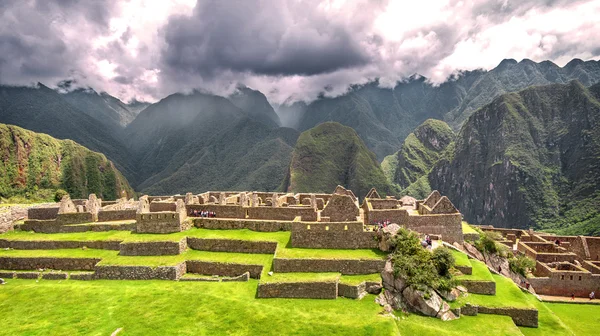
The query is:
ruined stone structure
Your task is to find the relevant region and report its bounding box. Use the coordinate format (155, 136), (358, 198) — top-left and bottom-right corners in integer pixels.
(477, 226), (600, 298)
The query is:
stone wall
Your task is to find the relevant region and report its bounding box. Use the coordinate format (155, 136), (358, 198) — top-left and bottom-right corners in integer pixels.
(256, 281), (338, 299)
(136, 212), (188, 233)
(119, 239), (187, 256)
(98, 210), (137, 222)
(27, 207), (59, 220)
(186, 238), (277, 254)
(0, 239), (121, 250)
(406, 213), (464, 243)
(529, 263), (600, 297)
(187, 204), (245, 218)
(477, 306), (538, 328)
(337, 282), (365, 299)
(586, 237), (600, 260)
(290, 222), (378, 249)
(247, 207), (317, 221)
(149, 202), (177, 212)
(364, 209), (408, 225)
(94, 263), (186, 280)
(193, 218), (291, 232)
(56, 212), (93, 225)
(0, 257), (100, 271)
(185, 260), (263, 279)
(459, 280), (496, 295)
(0, 206), (26, 233)
(455, 265), (472, 275)
(272, 258), (385, 275)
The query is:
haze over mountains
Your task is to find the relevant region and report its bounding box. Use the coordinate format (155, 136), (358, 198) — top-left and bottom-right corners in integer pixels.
(1, 58), (599, 233)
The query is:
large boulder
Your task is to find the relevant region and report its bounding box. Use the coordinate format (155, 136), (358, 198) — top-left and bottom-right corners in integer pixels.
(402, 286), (443, 317)
(484, 252), (510, 276)
(463, 242), (484, 261)
(436, 302), (458, 321)
(381, 259), (406, 292)
(378, 224), (401, 251)
(436, 288), (460, 302)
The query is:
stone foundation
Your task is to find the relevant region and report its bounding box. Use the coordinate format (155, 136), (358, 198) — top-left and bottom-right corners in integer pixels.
(185, 260), (263, 279)
(186, 237), (277, 254)
(257, 281), (338, 299)
(0, 257), (100, 271)
(0, 239), (122, 250)
(119, 239), (187, 256)
(193, 218), (292, 232)
(94, 263), (186, 280)
(459, 280), (496, 295)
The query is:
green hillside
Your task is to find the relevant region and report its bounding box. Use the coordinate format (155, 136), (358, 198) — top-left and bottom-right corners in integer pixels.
(382, 119), (454, 198)
(286, 122), (393, 199)
(140, 118), (299, 194)
(295, 59), (600, 160)
(0, 123), (134, 201)
(430, 81), (600, 235)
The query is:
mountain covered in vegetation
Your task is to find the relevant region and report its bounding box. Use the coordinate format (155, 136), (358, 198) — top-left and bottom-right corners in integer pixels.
(285, 122), (392, 199)
(0, 84), (138, 182)
(283, 59), (600, 160)
(429, 81), (600, 235)
(0, 123), (133, 201)
(382, 119), (454, 199)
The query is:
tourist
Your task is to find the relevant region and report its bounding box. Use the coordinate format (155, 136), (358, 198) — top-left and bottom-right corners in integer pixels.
(571, 293), (575, 300)
(498, 266), (502, 273)
(525, 282), (530, 290)
(590, 291), (595, 300)
(0, 278), (5, 285)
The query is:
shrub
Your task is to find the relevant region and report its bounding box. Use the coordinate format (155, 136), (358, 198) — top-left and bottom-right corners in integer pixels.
(432, 248), (455, 277)
(54, 189), (69, 202)
(474, 230), (502, 254)
(509, 254), (536, 277)
(390, 228), (457, 292)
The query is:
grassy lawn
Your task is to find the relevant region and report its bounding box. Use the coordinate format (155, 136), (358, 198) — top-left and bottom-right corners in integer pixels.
(339, 273), (382, 285)
(543, 302), (600, 335)
(275, 247), (386, 260)
(261, 272), (340, 283)
(456, 259), (494, 281)
(0, 279), (397, 335)
(2, 228), (291, 245)
(452, 274), (532, 309)
(395, 313), (523, 336)
(462, 221), (478, 234)
(450, 249), (471, 267)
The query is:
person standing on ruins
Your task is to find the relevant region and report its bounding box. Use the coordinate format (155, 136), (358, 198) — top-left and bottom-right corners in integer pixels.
(590, 291), (595, 300)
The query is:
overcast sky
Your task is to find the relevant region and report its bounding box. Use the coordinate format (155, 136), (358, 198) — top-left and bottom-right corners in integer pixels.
(1, 0), (599, 104)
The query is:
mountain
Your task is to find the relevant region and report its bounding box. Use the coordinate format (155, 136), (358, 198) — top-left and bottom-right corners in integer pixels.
(0, 84), (138, 182)
(229, 86), (281, 127)
(125, 99), (151, 116)
(429, 81), (600, 235)
(381, 119), (454, 199)
(140, 118), (298, 194)
(274, 100), (308, 129)
(295, 59), (600, 161)
(285, 122), (393, 199)
(60, 88), (141, 131)
(0, 123), (133, 201)
(124, 91), (248, 185)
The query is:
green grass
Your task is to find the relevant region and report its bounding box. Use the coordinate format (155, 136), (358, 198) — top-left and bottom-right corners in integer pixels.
(395, 313), (522, 336)
(456, 259), (494, 281)
(2, 228), (291, 245)
(261, 272), (340, 283)
(452, 274), (532, 309)
(339, 273), (382, 285)
(0, 279), (397, 335)
(276, 247), (386, 260)
(462, 221), (477, 234)
(450, 249), (471, 267)
(542, 303), (600, 336)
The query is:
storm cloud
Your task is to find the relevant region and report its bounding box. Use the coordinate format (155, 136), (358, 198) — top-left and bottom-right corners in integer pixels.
(0, 0), (599, 104)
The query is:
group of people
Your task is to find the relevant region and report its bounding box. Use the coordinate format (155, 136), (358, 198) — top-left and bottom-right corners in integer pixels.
(421, 234), (433, 248)
(376, 220), (392, 230)
(570, 291), (595, 300)
(190, 210), (217, 218)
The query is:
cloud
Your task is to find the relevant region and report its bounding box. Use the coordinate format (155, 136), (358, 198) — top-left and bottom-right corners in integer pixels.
(0, 0), (599, 104)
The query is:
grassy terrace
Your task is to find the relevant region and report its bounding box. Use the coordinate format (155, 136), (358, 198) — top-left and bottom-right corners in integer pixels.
(456, 259), (495, 281)
(261, 272), (340, 283)
(462, 221), (478, 234)
(1, 227), (291, 244)
(0, 279), (397, 335)
(452, 274), (531, 309)
(450, 249), (471, 267)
